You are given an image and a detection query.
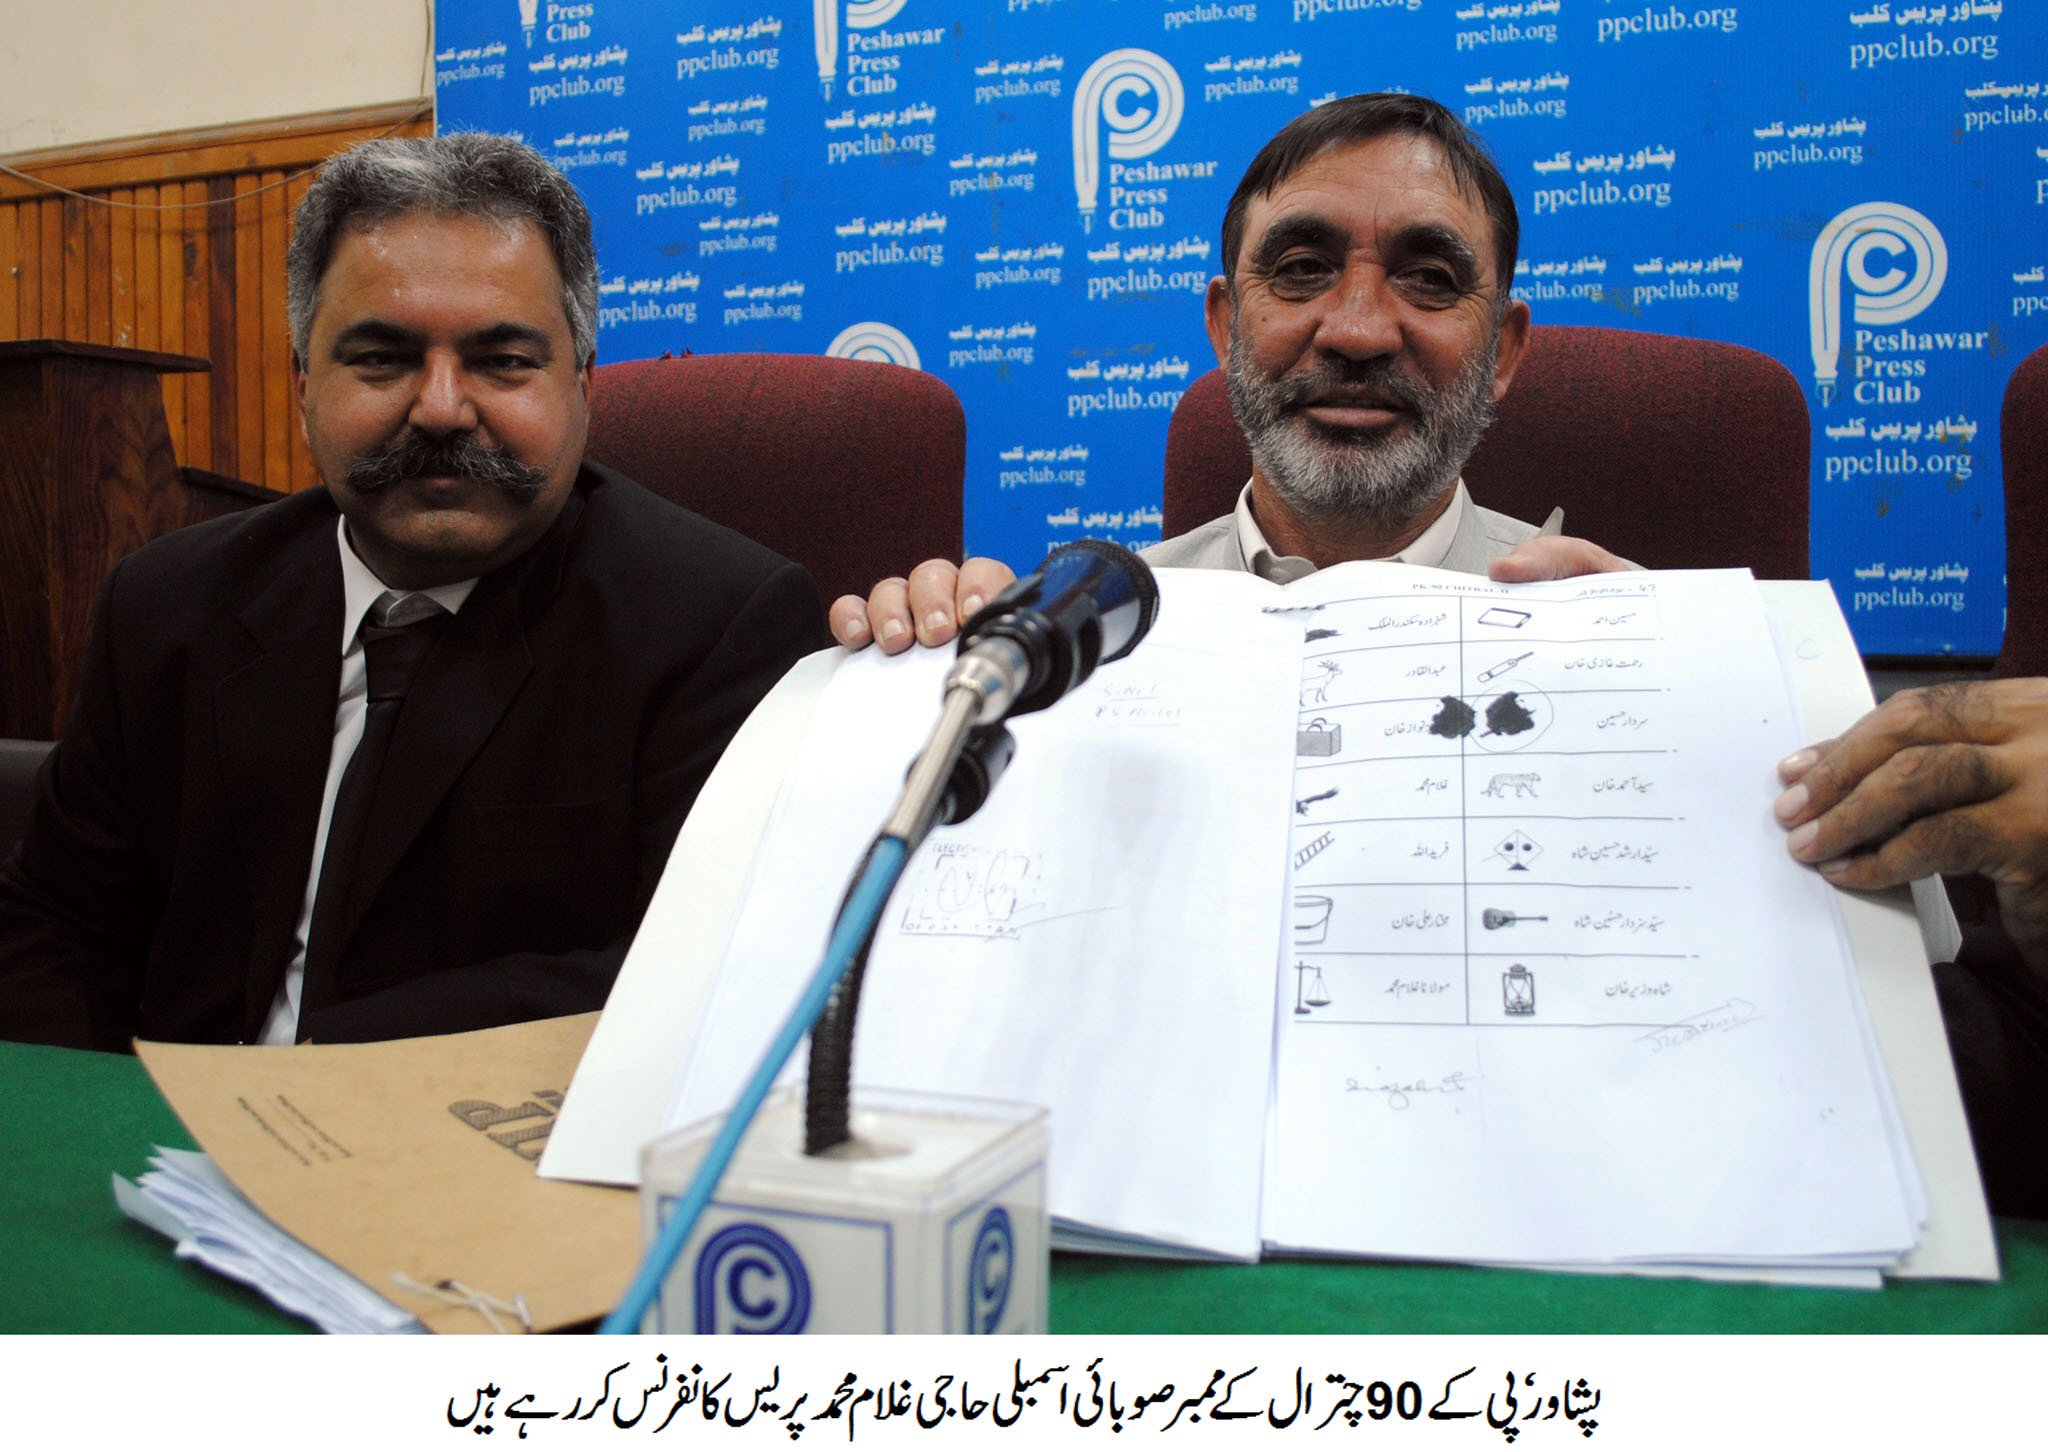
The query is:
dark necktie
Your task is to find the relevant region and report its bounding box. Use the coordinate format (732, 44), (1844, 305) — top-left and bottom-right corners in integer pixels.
(300, 593), (448, 1025)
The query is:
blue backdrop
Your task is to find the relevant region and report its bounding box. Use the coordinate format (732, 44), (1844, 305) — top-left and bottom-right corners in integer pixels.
(435, 0), (2046, 656)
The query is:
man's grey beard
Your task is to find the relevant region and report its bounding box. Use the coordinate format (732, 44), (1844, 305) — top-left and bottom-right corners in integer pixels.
(1224, 323), (1501, 531)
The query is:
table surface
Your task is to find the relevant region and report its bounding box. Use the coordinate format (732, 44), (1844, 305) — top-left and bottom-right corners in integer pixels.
(5, 1038), (2044, 1334)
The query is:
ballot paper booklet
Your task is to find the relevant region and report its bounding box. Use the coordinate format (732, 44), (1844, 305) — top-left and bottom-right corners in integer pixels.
(664, 566), (1926, 1277)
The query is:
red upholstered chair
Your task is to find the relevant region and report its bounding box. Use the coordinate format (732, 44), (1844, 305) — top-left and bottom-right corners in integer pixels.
(1994, 342), (2048, 678)
(1163, 324), (1812, 577)
(587, 353), (966, 604)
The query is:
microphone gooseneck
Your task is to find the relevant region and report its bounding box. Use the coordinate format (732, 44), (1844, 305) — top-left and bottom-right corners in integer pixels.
(817, 540), (1160, 1155)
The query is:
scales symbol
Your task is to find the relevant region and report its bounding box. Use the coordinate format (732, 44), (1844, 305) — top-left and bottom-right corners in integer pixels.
(1294, 960), (1331, 1015)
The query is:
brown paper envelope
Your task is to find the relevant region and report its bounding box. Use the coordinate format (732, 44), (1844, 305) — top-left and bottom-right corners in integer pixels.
(137, 1013), (637, 1333)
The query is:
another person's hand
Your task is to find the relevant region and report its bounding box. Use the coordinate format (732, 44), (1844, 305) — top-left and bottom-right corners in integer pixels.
(1774, 678), (2048, 972)
(829, 557), (1018, 654)
(1487, 535), (1631, 583)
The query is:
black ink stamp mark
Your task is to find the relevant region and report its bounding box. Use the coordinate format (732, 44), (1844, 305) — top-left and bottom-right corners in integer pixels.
(1430, 696), (1477, 739)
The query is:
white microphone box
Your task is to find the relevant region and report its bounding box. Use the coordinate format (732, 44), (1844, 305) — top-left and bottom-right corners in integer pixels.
(637, 1088), (1049, 1334)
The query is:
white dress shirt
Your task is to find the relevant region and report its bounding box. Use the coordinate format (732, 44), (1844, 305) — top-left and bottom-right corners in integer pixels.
(1231, 478), (1474, 583)
(256, 520), (478, 1045)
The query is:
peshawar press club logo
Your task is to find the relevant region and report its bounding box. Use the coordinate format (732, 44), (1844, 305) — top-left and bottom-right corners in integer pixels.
(814, 0), (909, 98)
(1072, 49), (1185, 232)
(692, 1222), (811, 1334)
(827, 321), (922, 370)
(1809, 202), (1948, 404)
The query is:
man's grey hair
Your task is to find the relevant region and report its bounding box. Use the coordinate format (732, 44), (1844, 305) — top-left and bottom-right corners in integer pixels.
(1219, 92), (1520, 316)
(285, 132), (599, 367)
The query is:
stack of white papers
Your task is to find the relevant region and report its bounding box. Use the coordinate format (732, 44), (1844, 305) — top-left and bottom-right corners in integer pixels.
(662, 566), (1932, 1280)
(115, 1148), (422, 1334)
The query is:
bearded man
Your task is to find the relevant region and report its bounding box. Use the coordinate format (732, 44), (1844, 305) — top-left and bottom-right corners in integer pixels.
(832, 92), (1627, 653)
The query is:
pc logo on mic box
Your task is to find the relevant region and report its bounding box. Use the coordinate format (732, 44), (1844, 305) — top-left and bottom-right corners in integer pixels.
(638, 1088), (1049, 1334)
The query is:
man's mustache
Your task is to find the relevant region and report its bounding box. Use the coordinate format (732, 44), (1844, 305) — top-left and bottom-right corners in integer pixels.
(1270, 358), (1435, 419)
(344, 430), (551, 500)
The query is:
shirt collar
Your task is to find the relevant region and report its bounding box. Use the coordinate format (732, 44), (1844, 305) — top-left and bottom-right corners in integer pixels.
(335, 518), (480, 654)
(1233, 479), (1469, 583)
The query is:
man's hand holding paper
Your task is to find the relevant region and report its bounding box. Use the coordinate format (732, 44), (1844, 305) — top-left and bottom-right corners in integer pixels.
(1776, 678), (2048, 977)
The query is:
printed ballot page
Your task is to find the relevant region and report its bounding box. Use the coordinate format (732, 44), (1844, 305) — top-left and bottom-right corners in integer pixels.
(667, 570), (1300, 1260)
(1261, 566), (1918, 1265)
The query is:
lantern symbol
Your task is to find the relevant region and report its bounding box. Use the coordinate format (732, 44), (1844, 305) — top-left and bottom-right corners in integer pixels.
(1503, 964), (1536, 1017)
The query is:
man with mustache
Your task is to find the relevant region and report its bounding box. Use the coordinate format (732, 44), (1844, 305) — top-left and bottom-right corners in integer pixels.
(833, 93), (1627, 654)
(0, 134), (824, 1048)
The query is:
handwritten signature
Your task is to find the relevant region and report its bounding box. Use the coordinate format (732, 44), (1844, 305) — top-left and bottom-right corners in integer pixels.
(1636, 998), (1761, 1053)
(1345, 1069), (1478, 1110)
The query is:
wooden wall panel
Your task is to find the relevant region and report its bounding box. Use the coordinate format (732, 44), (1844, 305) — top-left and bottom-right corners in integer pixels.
(205, 176), (240, 479)
(0, 206), (15, 338)
(129, 186), (156, 353)
(42, 202), (62, 337)
(259, 172), (290, 497)
(231, 174), (261, 481)
(13, 203), (39, 338)
(110, 187), (135, 350)
(177, 182), (209, 472)
(0, 103), (430, 496)
(54, 201), (80, 337)
(85, 197), (111, 341)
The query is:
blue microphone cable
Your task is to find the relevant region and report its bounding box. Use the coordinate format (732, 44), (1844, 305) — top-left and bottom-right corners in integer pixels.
(598, 679), (988, 1334)
(598, 832), (908, 1334)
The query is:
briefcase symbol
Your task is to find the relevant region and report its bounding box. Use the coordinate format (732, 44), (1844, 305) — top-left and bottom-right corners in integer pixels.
(1297, 717), (1341, 756)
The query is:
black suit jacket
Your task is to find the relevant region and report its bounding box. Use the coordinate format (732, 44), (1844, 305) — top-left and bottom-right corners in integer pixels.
(0, 463), (823, 1048)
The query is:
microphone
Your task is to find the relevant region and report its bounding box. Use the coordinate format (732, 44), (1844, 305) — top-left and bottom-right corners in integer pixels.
(945, 539), (1161, 725)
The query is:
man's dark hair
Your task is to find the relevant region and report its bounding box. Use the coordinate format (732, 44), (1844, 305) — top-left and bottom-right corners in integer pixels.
(286, 132), (600, 367)
(1218, 93), (1519, 306)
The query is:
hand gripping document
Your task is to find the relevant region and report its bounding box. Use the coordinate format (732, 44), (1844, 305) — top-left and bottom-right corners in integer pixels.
(613, 541), (1159, 1334)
